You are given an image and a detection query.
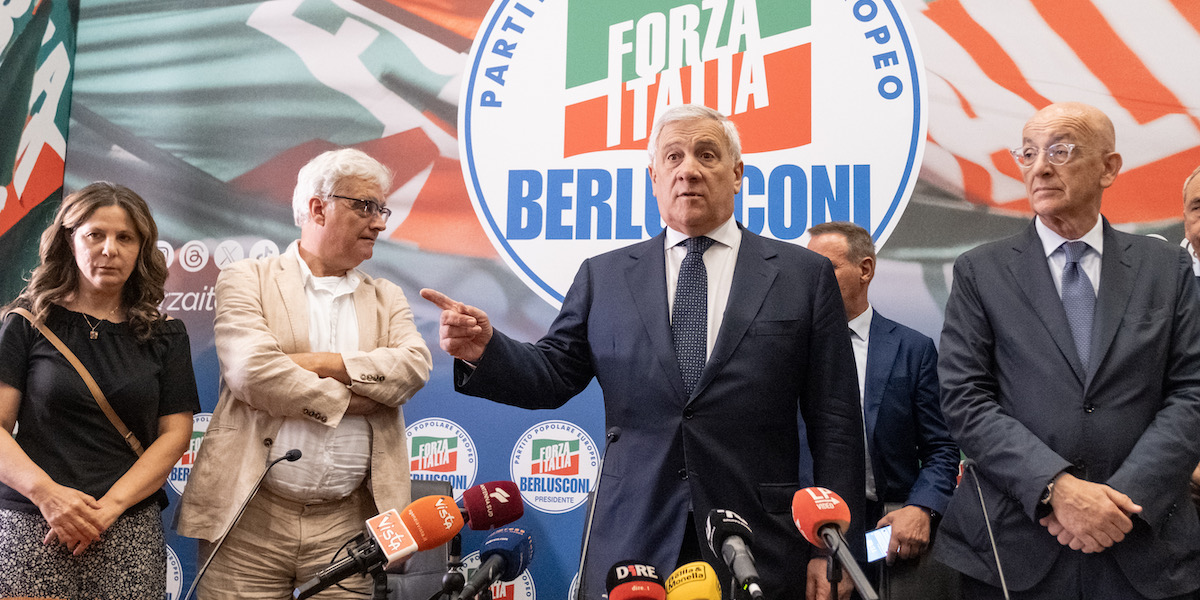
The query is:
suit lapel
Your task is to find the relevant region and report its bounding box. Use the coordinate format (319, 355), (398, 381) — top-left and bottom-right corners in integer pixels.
(354, 274), (379, 352)
(1089, 222), (1135, 385)
(693, 229), (777, 401)
(864, 313), (898, 446)
(275, 251), (311, 352)
(624, 234), (687, 402)
(1008, 222), (1086, 382)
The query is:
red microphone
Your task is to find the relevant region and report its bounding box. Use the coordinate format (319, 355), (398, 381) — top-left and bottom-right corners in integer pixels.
(606, 560), (667, 600)
(461, 480), (524, 529)
(791, 487), (878, 600)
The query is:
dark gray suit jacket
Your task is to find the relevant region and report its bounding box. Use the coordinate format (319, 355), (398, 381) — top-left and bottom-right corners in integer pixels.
(935, 219), (1200, 597)
(457, 227), (865, 600)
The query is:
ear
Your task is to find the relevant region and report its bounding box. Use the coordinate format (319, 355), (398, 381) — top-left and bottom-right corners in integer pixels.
(860, 255), (875, 285)
(733, 160), (744, 194)
(308, 196), (327, 226)
(1099, 151), (1123, 189)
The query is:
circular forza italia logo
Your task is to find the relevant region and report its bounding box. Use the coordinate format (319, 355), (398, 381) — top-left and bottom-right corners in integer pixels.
(461, 0), (927, 306)
(167, 413), (211, 496)
(510, 420), (599, 514)
(406, 418), (479, 501)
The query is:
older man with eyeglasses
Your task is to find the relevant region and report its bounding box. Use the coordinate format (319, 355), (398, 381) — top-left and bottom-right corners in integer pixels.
(934, 102), (1200, 599)
(176, 148), (432, 599)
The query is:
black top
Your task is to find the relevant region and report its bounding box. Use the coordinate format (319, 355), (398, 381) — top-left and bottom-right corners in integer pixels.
(0, 304), (201, 514)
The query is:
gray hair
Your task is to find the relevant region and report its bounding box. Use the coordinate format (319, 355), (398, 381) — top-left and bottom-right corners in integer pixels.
(1184, 164), (1200, 201)
(647, 104), (742, 165)
(292, 148), (393, 226)
(807, 221), (876, 263)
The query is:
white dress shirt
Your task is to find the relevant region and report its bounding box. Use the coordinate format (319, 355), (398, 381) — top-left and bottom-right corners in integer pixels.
(1036, 216), (1103, 297)
(664, 216), (742, 359)
(848, 305), (877, 502)
(263, 242), (372, 503)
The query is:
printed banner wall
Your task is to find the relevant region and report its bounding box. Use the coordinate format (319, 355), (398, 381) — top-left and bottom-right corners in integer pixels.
(1, 0), (1199, 598)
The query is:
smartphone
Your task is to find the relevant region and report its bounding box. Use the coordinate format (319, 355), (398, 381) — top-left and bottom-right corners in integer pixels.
(866, 525), (892, 562)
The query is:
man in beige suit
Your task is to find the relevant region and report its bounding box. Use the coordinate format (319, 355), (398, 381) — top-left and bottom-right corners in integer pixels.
(176, 148), (432, 599)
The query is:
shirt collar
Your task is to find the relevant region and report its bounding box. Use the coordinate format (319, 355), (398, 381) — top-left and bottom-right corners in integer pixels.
(288, 241), (362, 294)
(848, 304), (873, 342)
(664, 215), (741, 250)
(1035, 215), (1105, 258)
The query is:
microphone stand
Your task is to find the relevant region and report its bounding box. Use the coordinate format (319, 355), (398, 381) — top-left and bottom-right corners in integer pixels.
(429, 533), (464, 600)
(182, 449), (302, 600)
(819, 529), (878, 600)
(575, 426), (621, 600)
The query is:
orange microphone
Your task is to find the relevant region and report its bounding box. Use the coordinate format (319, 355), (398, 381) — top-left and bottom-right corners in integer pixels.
(791, 487), (878, 600)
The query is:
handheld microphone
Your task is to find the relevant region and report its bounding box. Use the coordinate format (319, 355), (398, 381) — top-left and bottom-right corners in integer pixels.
(704, 509), (763, 600)
(458, 526), (535, 599)
(664, 561), (721, 600)
(293, 494), (464, 599)
(962, 458), (1010, 600)
(606, 559), (666, 600)
(791, 487), (878, 600)
(182, 448), (302, 600)
(461, 480), (524, 529)
(576, 426), (621, 600)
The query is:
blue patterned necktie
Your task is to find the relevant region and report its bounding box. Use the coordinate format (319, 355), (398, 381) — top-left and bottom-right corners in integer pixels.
(1060, 241), (1096, 369)
(673, 236), (715, 395)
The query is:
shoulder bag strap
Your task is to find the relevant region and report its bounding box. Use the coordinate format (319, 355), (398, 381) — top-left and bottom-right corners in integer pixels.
(8, 307), (145, 456)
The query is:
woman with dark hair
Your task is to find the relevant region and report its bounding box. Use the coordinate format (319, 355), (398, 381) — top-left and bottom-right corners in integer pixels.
(0, 182), (200, 599)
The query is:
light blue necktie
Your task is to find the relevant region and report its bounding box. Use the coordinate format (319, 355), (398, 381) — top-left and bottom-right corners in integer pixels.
(1060, 241), (1095, 369)
(673, 236), (715, 395)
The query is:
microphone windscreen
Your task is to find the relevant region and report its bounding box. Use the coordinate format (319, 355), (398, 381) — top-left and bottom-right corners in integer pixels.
(461, 481), (524, 530)
(703, 508), (754, 555)
(609, 580), (667, 600)
(665, 561), (721, 600)
(399, 495), (464, 550)
(479, 527), (535, 581)
(606, 560), (665, 593)
(791, 487), (851, 549)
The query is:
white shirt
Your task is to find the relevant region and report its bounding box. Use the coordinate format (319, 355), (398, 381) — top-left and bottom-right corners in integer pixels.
(1036, 216), (1103, 297)
(847, 306), (877, 502)
(664, 216), (742, 359)
(263, 242), (372, 503)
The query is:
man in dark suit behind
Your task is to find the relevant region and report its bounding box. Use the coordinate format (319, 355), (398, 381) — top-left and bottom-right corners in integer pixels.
(807, 222), (959, 598)
(421, 104), (865, 600)
(936, 102), (1200, 599)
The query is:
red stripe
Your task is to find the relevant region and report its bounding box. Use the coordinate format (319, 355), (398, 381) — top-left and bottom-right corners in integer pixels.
(1168, 0), (1200, 38)
(1033, 0), (1184, 124)
(923, 0), (1052, 111)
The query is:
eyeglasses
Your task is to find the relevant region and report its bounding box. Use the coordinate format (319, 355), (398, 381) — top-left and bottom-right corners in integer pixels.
(328, 194), (392, 222)
(1010, 143), (1079, 168)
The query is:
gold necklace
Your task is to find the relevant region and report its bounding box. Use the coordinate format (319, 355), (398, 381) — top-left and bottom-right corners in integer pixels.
(81, 307), (118, 340)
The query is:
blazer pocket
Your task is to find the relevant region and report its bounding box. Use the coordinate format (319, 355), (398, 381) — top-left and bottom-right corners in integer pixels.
(751, 319), (803, 336)
(758, 482), (800, 514)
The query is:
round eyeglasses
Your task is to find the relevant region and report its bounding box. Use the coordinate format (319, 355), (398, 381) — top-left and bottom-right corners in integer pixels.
(1010, 143), (1078, 169)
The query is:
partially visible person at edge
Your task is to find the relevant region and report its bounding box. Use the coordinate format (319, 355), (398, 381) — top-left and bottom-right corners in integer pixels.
(0, 182), (200, 599)
(1182, 164), (1200, 516)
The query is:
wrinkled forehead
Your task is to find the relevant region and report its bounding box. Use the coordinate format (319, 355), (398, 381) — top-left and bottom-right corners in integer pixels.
(657, 118), (730, 152)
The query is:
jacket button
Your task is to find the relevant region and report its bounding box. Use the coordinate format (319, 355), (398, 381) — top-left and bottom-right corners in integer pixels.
(683, 408), (694, 419)
(1084, 404), (1095, 413)
(678, 468), (688, 480)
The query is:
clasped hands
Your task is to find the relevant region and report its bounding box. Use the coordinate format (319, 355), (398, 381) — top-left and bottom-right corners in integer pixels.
(1038, 473), (1141, 553)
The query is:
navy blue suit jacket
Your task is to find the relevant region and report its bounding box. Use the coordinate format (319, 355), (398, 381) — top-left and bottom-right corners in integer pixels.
(936, 220), (1200, 596)
(457, 228), (865, 600)
(865, 312), (957, 514)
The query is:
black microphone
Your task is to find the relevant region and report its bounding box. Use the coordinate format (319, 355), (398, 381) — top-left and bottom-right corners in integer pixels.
(962, 458), (1010, 600)
(576, 426), (621, 600)
(704, 509), (763, 600)
(459, 527), (535, 599)
(182, 449), (302, 600)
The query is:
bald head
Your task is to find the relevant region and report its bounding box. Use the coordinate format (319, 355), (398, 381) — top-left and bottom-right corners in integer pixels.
(1025, 102), (1115, 152)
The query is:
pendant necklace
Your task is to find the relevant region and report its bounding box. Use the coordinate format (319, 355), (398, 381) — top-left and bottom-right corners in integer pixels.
(82, 307), (118, 340)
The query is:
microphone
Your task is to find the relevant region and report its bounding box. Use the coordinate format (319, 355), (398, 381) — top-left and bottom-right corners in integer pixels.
(704, 509), (763, 600)
(461, 480), (524, 529)
(293, 494), (464, 599)
(962, 458), (1011, 600)
(576, 426), (621, 600)
(458, 526), (535, 599)
(791, 487), (878, 600)
(664, 561), (721, 600)
(182, 448), (302, 600)
(605, 559), (666, 600)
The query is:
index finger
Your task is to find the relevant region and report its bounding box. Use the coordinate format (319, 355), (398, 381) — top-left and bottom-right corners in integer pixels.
(420, 288), (461, 311)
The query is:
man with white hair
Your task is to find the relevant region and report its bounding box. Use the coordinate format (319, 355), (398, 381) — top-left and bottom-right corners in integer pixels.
(177, 148), (432, 599)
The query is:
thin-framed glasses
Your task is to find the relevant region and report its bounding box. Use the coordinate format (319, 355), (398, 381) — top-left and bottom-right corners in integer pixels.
(329, 194), (392, 222)
(1010, 143), (1078, 169)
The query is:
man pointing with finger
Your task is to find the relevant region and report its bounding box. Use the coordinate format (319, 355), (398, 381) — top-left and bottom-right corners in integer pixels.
(422, 104), (865, 600)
